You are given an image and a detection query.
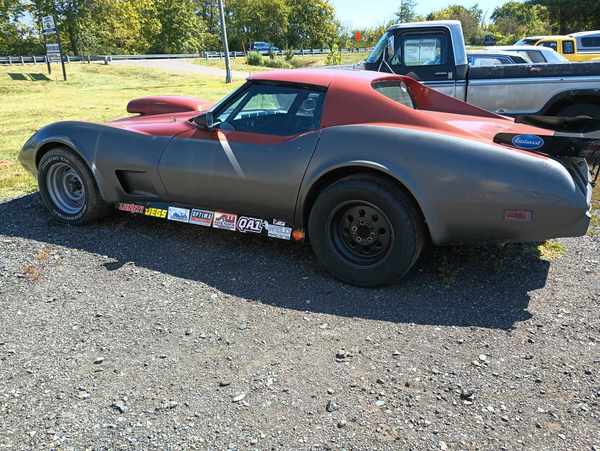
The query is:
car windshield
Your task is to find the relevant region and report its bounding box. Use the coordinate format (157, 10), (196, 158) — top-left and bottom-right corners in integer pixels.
(366, 32), (391, 64)
(372, 80), (414, 109)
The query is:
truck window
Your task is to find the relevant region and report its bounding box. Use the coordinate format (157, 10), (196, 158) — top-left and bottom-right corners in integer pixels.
(372, 81), (414, 109)
(404, 37), (444, 66)
(540, 41), (558, 51)
(563, 41), (575, 54)
(581, 36), (600, 48)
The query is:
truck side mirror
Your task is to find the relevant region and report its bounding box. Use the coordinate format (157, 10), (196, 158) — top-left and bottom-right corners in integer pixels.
(386, 35), (395, 62)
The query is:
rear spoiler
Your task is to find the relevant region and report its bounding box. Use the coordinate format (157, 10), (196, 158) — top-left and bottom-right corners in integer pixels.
(493, 133), (600, 186)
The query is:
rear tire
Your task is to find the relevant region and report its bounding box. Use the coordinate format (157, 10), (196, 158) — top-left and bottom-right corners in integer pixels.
(308, 175), (425, 287)
(38, 147), (111, 225)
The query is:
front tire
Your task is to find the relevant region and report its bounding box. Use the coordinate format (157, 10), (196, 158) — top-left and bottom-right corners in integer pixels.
(308, 175), (425, 287)
(38, 147), (111, 225)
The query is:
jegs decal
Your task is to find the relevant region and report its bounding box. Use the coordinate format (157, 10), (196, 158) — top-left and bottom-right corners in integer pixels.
(145, 207), (167, 218)
(190, 209), (214, 227)
(168, 206), (191, 223)
(117, 202), (145, 214)
(213, 212), (237, 231)
(237, 216), (265, 234)
(265, 221), (293, 240)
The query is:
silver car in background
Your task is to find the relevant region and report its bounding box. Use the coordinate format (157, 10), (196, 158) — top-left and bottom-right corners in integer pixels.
(496, 45), (569, 64)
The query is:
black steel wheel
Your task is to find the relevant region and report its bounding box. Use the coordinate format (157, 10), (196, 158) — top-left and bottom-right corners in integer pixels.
(38, 147), (112, 224)
(308, 174), (425, 287)
(331, 202), (394, 266)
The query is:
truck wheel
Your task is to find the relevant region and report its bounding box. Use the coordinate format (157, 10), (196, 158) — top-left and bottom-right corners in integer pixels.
(308, 175), (425, 287)
(558, 103), (600, 119)
(38, 147), (112, 225)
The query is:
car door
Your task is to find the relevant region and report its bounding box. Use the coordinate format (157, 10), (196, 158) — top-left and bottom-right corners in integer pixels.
(158, 82), (326, 223)
(389, 31), (457, 97)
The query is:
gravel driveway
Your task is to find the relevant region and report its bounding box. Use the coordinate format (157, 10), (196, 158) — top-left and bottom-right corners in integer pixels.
(0, 193), (598, 450)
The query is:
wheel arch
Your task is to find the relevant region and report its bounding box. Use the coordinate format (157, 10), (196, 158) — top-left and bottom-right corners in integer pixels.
(541, 89), (600, 116)
(298, 164), (432, 241)
(35, 139), (107, 201)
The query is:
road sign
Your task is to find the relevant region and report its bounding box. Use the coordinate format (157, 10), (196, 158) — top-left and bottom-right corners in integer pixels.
(355, 31), (362, 44)
(42, 16), (56, 34)
(46, 43), (60, 54)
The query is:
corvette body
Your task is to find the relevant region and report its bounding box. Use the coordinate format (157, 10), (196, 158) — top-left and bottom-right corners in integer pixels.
(19, 69), (596, 286)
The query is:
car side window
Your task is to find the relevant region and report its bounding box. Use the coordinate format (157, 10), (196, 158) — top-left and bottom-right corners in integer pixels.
(563, 40), (575, 54)
(403, 37), (444, 66)
(217, 84), (325, 136)
(541, 41), (558, 51)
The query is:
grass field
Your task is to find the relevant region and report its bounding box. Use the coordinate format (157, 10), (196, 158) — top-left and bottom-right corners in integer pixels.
(191, 51), (368, 72)
(0, 63), (242, 198)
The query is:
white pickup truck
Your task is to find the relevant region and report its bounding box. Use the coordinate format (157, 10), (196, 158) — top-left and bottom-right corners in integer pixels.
(361, 20), (600, 118)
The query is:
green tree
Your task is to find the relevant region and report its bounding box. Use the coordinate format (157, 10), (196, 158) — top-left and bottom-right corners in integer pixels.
(226, 0), (289, 50)
(490, 1), (551, 44)
(427, 4), (484, 44)
(286, 0), (337, 49)
(395, 0), (418, 23)
(151, 0), (208, 53)
(527, 0), (600, 34)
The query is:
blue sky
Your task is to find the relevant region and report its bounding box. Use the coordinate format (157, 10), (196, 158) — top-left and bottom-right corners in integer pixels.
(330, 0), (509, 28)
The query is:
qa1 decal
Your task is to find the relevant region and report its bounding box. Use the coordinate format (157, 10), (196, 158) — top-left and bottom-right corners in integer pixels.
(168, 206), (191, 223)
(512, 135), (544, 150)
(117, 202), (145, 214)
(213, 212), (237, 231)
(237, 216), (265, 234)
(190, 209), (214, 227)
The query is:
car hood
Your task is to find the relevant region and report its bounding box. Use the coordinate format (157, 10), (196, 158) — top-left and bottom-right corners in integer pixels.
(108, 96), (214, 136)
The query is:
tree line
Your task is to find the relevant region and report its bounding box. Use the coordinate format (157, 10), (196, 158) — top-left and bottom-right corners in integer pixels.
(1, 0), (600, 56)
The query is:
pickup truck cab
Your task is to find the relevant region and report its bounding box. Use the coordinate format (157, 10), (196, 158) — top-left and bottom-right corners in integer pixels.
(363, 21), (600, 118)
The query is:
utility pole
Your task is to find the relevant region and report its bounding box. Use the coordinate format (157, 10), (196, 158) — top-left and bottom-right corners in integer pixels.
(218, 0), (232, 83)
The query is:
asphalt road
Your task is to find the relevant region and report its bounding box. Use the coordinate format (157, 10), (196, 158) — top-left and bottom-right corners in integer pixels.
(0, 193), (599, 450)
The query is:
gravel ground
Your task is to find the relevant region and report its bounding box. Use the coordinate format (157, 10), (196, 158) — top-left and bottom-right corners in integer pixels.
(0, 193), (599, 450)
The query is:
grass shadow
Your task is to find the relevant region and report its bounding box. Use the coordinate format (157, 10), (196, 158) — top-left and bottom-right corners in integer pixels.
(7, 73), (51, 81)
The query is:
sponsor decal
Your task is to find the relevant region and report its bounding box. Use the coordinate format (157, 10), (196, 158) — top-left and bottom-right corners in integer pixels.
(117, 202), (145, 214)
(190, 209), (214, 227)
(145, 207), (167, 219)
(265, 221), (292, 240)
(213, 212), (237, 231)
(168, 206), (191, 223)
(512, 134), (544, 150)
(504, 209), (533, 222)
(237, 216), (265, 234)
(272, 219), (286, 227)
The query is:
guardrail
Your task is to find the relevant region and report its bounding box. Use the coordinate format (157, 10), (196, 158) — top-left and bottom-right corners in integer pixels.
(0, 47), (372, 65)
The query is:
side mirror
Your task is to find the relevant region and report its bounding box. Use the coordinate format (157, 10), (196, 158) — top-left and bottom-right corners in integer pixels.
(386, 34), (395, 62)
(194, 111), (216, 130)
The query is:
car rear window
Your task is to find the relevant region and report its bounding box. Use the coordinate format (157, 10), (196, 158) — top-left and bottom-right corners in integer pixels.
(372, 81), (414, 109)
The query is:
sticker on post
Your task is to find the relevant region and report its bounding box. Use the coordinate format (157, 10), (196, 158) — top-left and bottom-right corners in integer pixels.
(190, 209), (214, 227)
(117, 202), (145, 214)
(237, 216), (265, 234)
(168, 206), (190, 223)
(213, 212), (237, 231)
(265, 221), (292, 240)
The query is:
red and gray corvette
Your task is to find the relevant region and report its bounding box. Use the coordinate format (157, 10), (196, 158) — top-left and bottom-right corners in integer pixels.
(19, 69), (598, 286)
